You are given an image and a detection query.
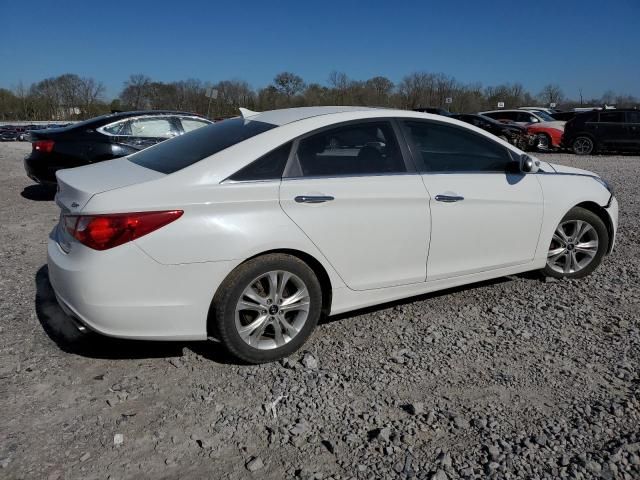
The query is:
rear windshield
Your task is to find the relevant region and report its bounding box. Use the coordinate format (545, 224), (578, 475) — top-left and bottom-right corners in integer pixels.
(129, 117), (277, 174)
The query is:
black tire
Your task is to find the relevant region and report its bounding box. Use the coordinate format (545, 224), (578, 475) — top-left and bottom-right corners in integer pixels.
(572, 136), (595, 155)
(542, 207), (609, 279)
(213, 253), (322, 364)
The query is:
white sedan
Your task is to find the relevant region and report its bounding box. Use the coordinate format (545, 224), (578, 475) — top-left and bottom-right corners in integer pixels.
(48, 106), (618, 363)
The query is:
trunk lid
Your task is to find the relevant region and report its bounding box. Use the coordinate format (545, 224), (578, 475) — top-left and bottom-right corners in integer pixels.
(55, 158), (165, 211)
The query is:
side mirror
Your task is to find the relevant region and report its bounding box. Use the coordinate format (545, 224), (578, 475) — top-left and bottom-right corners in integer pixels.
(520, 154), (540, 173)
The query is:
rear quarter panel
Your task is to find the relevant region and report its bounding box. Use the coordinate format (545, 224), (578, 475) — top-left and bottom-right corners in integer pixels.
(83, 178), (347, 289)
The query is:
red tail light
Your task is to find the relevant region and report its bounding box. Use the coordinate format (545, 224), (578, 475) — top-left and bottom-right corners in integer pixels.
(33, 139), (55, 153)
(63, 210), (183, 250)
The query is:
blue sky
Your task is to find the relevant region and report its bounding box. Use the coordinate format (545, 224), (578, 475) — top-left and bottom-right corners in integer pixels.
(1, 0), (639, 100)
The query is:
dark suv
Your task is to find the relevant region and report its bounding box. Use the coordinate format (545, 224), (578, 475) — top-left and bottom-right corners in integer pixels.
(24, 111), (212, 184)
(562, 109), (640, 155)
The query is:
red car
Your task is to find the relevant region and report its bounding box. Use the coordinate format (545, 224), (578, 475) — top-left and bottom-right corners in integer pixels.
(526, 122), (565, 151)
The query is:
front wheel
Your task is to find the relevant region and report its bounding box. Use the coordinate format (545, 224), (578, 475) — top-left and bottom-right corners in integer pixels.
(572, 136), (595, 155)
(543, 207), (609, 279)
(535, 133), (551, 151)
(212, 253), (322, 364)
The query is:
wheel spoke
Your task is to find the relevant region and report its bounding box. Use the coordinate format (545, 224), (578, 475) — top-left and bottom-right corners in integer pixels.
(238, 314), (268, 343)
(548, 247), (565, 260)
(575, 240), (598, 257)
(552, 233), (566, 247)
(267, 272), (279, 301)
(576, 223), (593, 242)
(556, 225), (570, 243)
(273, 319), (286, 347)
(278, 316), (298, 337)
(277, 271), (291, 301)
(281, 288), (309, 311)
(237, 300), (264, 312)
(570, 251), (580, 272)
(243, 286), (268, 307)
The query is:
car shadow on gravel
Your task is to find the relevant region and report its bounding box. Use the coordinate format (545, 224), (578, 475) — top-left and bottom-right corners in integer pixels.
(21, 184), (56, 201)
(34, 265), (234, 363)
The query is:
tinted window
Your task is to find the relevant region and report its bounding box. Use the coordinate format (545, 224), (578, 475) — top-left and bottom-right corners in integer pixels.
(293, 122), (405, 177)
(517, 112), (538, 123)
(130, 117), (276, 174)
(181, 118), (210, 132)
(627, 111), (640, 123)
(229, 142), (292, 181)
(130, 118), (176, 138)
(403, 121), (511, 172)
(102, 120), (131, 135)
(599, 112), (625, 123)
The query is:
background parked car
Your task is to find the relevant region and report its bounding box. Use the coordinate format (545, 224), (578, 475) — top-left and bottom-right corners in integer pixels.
(479, 109), (561, 126)
(451, 113), (534, 150)
(413, 107), (452, 116)
(24, 111), (212, 184)
(526, 123), (564, 151)
(0, 128), (19, 141)
(562, 109), (640, 155)
(550, 110), (591, 122)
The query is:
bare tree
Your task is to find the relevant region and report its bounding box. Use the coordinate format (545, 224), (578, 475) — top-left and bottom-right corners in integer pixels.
(538, 84), (564, 105)
(120, 74), (152, 109)
(273, 72), (305, 99)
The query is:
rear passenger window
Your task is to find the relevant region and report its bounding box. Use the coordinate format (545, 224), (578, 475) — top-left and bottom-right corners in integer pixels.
(181, 118), (210, 133)
(599, 112), (625, 123)
(130, 118), (176, 138)
(403, 121), (511, 173)
(292, 122), (406, 177)
(229, 142), (292, 181)
(627, 111), (640, 123)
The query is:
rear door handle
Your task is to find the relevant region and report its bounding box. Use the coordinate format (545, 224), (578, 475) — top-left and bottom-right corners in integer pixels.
(294, 195), (335, 204)
(435, 194), (464, 203)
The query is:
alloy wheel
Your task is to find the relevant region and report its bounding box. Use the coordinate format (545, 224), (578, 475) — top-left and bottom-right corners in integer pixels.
(234, 270), (310, 350)
(547, 220), (599, 274)
(536, 134), (550, 150)
(573, 137), (594, 155)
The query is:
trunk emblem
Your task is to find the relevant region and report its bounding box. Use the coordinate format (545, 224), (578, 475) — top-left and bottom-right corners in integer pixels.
(71, 202), (79, 208)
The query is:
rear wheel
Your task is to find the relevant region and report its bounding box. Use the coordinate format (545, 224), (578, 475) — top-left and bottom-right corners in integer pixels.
(213, 253), (322, 364)
(572, 136), (595, 155)
(543, 207), (608, 279)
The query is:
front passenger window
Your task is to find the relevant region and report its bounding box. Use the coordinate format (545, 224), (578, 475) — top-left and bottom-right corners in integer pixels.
(403, 121), (512, 173)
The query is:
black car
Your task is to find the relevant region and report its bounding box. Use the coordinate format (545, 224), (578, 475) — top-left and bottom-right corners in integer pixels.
(562, 109), (640, 155)
(550, 110), (591, 122)
(0, 128), (19, 141)
(451, 113), (533, 150)
(24, 111), (212, 184)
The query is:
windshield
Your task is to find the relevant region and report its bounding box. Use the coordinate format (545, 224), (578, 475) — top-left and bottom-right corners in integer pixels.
(129, 117), (277, 174)
(535, 111), (555, 121)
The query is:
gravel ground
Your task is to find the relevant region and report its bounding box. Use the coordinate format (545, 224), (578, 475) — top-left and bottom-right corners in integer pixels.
(1, 142), (639, 480)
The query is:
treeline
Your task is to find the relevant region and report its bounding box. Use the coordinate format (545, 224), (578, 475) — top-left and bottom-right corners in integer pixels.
(1, 71), (638, 121)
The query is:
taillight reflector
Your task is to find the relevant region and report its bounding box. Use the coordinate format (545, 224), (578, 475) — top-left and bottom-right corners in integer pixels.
(63, 210), (183, 250)
(33, 140), (55, 153)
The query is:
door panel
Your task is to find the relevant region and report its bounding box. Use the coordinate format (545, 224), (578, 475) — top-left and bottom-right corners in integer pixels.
(422, 173), (543, 280)
(280, 175), (430, 290)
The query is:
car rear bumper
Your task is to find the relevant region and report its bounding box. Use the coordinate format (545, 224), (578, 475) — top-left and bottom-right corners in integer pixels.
(24, 154), (59, 184)
(47, 225), (238, 341)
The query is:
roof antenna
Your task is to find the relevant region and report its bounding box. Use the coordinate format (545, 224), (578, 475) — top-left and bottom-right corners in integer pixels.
(239, 108), (259, 118)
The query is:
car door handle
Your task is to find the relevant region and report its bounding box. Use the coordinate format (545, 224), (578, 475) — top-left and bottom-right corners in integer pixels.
(294, 195), (335, 204)
(435, 194), (464, 203)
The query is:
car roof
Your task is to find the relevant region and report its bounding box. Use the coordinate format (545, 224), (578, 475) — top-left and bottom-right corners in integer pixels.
(243, 106), (377, 126)
(481, 109), (534, 114)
